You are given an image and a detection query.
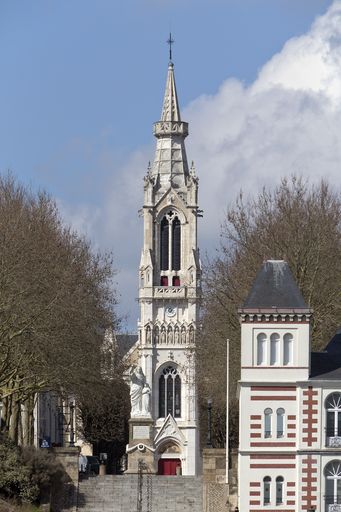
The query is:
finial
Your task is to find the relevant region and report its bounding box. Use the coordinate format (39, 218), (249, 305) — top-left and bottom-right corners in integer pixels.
(167, 33), (174, 62)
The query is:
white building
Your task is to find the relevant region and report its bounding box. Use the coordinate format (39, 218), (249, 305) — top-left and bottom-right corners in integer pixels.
(127, 56), (201, 476)
(238, 259), (341, 512)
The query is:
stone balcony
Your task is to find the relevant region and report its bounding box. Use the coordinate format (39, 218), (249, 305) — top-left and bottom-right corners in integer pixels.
(154, 286), (186, 299)
(139, 286), (201, 301)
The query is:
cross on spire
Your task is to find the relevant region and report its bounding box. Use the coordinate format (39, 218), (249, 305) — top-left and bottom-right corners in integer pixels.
(167, 33), (174, 62)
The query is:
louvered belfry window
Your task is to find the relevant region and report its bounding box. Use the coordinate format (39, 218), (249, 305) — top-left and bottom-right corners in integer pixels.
(160, 212), (182, 278)
(172, 217), (181, 270)
(160, 217), (169, 270)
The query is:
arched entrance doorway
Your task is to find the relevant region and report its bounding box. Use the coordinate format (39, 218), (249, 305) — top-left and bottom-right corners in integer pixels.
(157, 441), (182, 475)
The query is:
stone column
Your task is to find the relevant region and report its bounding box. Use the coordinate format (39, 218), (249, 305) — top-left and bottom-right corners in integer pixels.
(50, 447), (80, 512)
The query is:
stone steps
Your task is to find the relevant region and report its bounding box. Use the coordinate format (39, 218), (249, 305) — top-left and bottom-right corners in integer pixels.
(77, 475), (203, 512)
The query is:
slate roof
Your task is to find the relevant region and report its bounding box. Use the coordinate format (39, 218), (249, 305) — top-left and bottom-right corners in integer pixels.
(242, 260), (309, 311)
(116, 334), (138, 355)
(310, 330), (341, 380)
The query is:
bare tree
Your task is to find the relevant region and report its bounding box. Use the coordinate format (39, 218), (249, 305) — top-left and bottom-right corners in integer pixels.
(197, 176), (341, 447)
(0, 174), (119, 443)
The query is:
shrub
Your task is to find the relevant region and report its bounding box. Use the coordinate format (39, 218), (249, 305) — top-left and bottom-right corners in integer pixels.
(0, 433), (67, 504)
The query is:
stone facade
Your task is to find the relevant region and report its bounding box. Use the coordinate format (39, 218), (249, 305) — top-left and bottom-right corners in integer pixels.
(126, 58), (201, 475)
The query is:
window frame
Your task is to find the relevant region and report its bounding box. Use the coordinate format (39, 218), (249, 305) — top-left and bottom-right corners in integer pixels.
(263, 476), (271, 505)
(276, 408), (285, 438)
(264, 408), (273, 438)
(275, 476), (284, 505)
(158, 365), (181, 419)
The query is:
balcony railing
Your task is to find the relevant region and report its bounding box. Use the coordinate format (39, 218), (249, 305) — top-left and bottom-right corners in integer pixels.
(154, 286), (186, 298)
(326, 429), (341, 447)
(325, 496), (341, 512)
(329, 505), (341, 512)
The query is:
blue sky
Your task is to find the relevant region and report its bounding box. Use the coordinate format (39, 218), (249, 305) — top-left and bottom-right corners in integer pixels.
(0, 0), (337, 330)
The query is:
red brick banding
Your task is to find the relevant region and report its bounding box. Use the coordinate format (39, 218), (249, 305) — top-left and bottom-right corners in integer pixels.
(250, 482), (261, 487)
(287, 415), (296, 420)
(303, 389), (318, 396)
(250, 442), (296, 447)
(250, 510), (295, 512)
(251, 395), (296, 400)
(250, 464), (296, 469)
(250, 423), (262, 429)
(302, 386), (319, 446)
(250, 415), (262, 420)
(250, 454), (295, 459)
(251, 386), (296, 391)
(301, 455), (317, 509)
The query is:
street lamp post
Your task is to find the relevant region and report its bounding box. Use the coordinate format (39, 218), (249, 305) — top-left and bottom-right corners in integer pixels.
(207, 398), (213, 448)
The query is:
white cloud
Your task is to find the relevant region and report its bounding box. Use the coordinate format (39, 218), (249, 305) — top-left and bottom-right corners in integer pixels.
(65, 1), (341, 329)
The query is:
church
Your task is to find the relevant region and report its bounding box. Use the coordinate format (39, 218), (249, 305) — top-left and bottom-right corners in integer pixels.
(126, 51), (201, 476)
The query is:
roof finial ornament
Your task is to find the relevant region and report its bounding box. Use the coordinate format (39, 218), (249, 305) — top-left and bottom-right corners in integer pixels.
(167, 32), (174, 63)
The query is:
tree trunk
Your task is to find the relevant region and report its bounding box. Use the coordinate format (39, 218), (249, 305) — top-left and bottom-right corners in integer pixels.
(9, 397), (20, 444)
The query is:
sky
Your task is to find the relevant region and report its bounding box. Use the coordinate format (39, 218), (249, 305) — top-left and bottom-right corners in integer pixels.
(0, 0), (339, 331)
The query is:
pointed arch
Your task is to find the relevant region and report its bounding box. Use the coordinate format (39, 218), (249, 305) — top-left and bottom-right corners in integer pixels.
(160, 217), (169, 270)
(174, 325), (180, 344)
(172, 216), (181, 271)
(145, 325), (152, 344)
(158, 365), (181, 418)
(188, 325), (195, 344)
(154, 325), (160, 345)
(167, 325), (173, 344)
(160, 325), (167, 344)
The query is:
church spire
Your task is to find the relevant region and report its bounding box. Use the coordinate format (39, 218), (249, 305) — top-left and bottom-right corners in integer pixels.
(151, 43), (189, 188)
(161, 34), (181, 122)
(160, 61), (181, 123)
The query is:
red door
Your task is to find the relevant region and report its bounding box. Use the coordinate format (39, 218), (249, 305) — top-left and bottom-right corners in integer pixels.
(158, 458), (181, 475)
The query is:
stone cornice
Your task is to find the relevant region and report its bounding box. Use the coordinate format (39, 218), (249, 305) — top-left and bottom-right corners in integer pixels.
(238, 307), (312, 323)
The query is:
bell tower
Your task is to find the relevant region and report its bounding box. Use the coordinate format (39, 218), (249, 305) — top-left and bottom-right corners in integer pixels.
(127, 47), (201, 476)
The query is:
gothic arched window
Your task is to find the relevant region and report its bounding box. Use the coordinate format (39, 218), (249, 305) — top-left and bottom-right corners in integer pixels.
(159, 211), (182, 276)
(326, 393), (341, 445)
(158, 366), (181, 419)
(325, 460), (341, 510)
(172, 217), (181, 270)
(160, 217), (169, 270)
